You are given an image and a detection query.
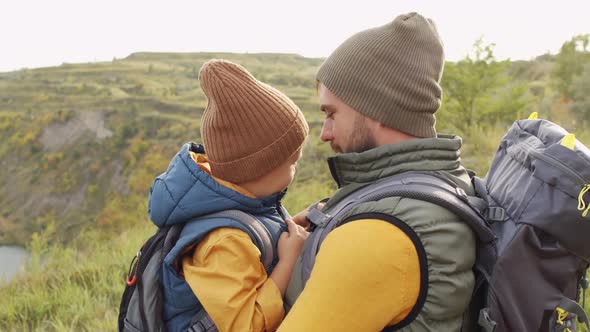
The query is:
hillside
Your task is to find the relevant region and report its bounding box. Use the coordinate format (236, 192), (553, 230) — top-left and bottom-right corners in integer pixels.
(2, 48), (588, 247)
(0, 48), (589, 330)
(0, 52), (331, 246)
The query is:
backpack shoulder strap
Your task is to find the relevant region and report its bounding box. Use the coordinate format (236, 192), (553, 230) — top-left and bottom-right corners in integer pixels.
(184, 210), (275, 332)
(308, 172), (496, 244)
(193, 209), (275, 270)
(305, 172), (497, 332)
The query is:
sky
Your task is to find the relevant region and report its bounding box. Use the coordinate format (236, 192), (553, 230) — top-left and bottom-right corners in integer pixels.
(1, 0), (589, 72)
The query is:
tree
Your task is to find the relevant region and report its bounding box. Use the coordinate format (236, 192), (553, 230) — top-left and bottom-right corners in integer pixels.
(570, 62), (590, 126)
(552, 34), (590, 100)
(440, 38), (530, 133)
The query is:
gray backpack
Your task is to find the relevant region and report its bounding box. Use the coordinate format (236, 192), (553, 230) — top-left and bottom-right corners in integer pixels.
(118, 210), (275, 332)
(470, 119), (590, 332)
(298, 119), (590, 332)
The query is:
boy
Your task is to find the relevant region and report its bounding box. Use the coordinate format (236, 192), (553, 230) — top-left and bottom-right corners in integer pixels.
(148, 59), (309, 332)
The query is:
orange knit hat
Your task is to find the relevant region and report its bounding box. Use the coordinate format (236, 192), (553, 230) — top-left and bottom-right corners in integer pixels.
(199, 59), (308, 183)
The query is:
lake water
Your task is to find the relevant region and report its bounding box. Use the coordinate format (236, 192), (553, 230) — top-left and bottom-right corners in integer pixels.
(0, 245), (29, 282)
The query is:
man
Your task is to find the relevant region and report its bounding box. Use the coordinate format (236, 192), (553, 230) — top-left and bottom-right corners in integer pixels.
(279, 12), (477, 332)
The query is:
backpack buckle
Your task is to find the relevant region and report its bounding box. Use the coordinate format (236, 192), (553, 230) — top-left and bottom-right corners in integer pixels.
(307, 207), (331, 230)
(485, 207), (506, 223)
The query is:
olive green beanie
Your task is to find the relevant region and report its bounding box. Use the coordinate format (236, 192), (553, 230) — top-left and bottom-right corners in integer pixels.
(316, 12), (444, 138)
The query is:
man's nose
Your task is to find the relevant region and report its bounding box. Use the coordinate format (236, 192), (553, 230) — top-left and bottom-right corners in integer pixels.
(320, 119), (333, 142)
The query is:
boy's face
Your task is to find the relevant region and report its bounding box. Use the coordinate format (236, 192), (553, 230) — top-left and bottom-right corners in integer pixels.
(233, 146), (304, 198)
(272, 148), (303, 192)
(253, 147), (303, 196)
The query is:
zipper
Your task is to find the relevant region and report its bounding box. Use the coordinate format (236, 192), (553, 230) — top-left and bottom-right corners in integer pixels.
(514, 141), (590, 218)
(515, 143), (588, 187)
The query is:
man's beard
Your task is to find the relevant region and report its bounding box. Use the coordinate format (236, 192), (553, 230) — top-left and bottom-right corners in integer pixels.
(332, 113), (377, 153)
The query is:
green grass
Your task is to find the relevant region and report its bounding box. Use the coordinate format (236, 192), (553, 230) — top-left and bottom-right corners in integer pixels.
(0, 224), (155, 331)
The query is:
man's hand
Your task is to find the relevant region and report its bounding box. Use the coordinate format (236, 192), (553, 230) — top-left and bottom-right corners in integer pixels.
(291, 202), (326, 228)
(291, 209), (311, 228)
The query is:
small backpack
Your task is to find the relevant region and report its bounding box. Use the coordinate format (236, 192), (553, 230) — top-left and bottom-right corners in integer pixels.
(299, 118), (590, 331)
(118, 210), (275, 332)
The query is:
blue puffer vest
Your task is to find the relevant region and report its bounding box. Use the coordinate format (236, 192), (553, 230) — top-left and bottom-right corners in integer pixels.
(148, 143), (288, 332)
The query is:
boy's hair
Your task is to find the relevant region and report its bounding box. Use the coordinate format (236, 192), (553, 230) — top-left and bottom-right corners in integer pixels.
(199, 59), (308, 183)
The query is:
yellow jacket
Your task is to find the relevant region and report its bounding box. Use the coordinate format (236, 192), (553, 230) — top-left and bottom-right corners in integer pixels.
(182, 152), (419, 331)
(278, 219), (420, 331)
(180, 152), (284, 332)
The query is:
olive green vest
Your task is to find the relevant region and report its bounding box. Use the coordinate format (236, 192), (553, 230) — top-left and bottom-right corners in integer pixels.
(286, 135), (476, 332)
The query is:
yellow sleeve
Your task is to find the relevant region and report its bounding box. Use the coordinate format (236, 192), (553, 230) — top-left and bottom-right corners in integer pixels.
(278, 219), (420, 332)
(182, 228), (285, 332)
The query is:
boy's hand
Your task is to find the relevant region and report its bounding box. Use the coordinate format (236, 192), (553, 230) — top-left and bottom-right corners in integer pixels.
(277, 218), (309, 263)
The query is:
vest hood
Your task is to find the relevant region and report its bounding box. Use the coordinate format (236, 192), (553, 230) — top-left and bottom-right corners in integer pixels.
(148, 142), (284, 228)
